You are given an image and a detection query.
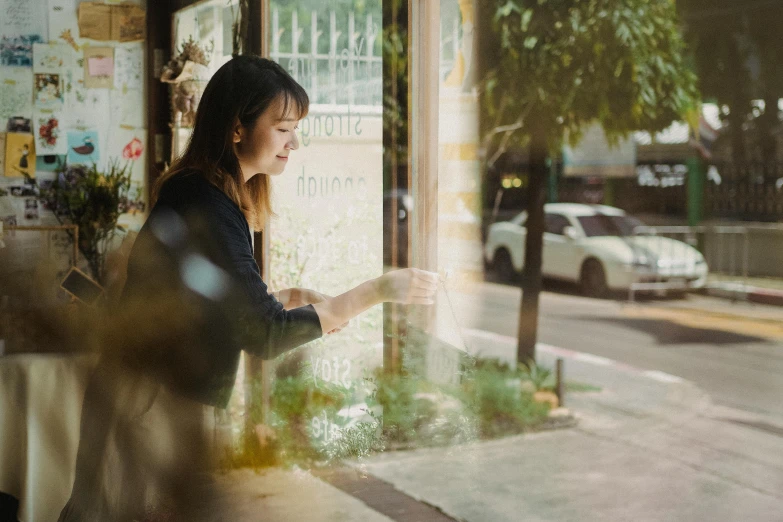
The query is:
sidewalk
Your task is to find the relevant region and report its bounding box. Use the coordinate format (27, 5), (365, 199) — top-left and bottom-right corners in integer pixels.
(354, 331), (783, 522)
(199, 330), (783, 521)
(705, 274), (783, 307)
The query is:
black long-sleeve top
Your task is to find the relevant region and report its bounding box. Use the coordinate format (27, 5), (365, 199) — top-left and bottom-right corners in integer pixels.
(120, 171), (322, 407)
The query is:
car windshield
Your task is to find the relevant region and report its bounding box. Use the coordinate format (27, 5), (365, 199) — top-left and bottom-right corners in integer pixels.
(576, 214), (645, 237)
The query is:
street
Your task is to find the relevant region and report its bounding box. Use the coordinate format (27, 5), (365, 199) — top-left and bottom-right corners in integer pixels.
(447, 280), (783, 424)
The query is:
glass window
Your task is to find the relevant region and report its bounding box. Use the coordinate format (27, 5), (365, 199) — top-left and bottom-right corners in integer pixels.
(576, 214), (645, 237)
(545, 213), (570, 235)
(266, 0), (384, 449)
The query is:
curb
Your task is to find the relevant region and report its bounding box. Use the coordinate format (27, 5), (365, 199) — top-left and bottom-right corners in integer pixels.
(465, 328), (691, 385)
(704, 283), (783, 307)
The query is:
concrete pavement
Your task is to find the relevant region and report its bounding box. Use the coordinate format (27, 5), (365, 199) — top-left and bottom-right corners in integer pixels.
(201, 327), (783, 521)
(356, 331), (783, 522)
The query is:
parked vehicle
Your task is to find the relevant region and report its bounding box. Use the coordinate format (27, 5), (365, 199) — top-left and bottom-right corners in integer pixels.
(484, 203), (709, 296)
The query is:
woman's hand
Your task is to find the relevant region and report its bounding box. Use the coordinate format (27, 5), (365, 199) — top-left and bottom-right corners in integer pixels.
(278, 288), (348, 334)
(374, 268), (439, 305)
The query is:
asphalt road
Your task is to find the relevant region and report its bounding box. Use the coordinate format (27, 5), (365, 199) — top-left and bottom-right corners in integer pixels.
(448, 279), (783, 422)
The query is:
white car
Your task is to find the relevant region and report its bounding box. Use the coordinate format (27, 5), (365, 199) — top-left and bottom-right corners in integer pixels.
(484, 203), (708, 296)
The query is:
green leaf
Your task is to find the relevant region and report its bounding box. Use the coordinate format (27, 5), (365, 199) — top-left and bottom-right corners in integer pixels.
(520, 9), (533, 32)
(495, 0), (521, 21)
(524, 36), (538, 49)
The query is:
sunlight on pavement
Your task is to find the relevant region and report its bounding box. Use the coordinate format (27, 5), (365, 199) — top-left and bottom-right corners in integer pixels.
(622, 306), (783, 342)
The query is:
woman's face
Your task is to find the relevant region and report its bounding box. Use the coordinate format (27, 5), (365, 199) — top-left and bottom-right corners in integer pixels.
(234, 97), (300, 182)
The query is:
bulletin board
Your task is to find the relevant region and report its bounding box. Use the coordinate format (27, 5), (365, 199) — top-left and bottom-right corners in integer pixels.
(0, 0), (148, 227)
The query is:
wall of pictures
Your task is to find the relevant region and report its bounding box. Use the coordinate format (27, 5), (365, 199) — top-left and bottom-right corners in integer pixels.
(0, 0), (147, 229)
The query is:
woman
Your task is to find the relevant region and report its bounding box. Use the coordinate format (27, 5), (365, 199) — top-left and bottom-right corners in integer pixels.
(59, 55), (437, 520)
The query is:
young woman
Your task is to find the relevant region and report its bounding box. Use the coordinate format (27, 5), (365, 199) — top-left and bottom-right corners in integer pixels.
(59, 55), (437, 520)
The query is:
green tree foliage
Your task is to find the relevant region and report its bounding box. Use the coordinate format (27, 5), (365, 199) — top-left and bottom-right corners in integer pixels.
(478, 0), (699, 362)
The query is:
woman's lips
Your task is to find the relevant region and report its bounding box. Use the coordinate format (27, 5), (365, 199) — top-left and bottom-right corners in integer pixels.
(276, 155), (288, 161)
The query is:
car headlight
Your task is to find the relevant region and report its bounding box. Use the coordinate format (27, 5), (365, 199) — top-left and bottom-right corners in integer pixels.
(631, 256), (653, 268)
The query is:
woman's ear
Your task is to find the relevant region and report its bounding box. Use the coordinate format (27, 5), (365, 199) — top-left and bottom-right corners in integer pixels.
(233, 123), (244, 144)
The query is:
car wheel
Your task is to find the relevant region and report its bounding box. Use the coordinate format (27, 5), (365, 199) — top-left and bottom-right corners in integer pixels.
(494, 249), (519, 284)
(580, 259), (608, 297)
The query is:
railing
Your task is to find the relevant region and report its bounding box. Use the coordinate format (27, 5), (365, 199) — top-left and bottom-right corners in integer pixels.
(270, 8), (382, 109)
(627, 225), (748, 302)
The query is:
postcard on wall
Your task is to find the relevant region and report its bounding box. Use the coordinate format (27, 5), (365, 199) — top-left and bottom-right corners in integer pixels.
(77, 2), (146, 42)
(77, 2), (112, 41)
(83, 46), (114, 89)
(109, 88), (144, 128)
(0, 0), (48, 66)
(4, 132), (36, 178)
(114, 42), (143, 91)
(33, 109), (67, 155)
(49, 0), (84, 52)
(0, 67), (34, 122)
(112, 3), (146, 42)
(108, 126), (145, 182)
(33, 42), (75, 73)
(34, 73), (65, 107)
(64, 70), (109, 128)
(67, 129), (99, 165)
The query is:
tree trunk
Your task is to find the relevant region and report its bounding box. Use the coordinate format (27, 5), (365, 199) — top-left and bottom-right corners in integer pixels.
(517, 132), (548, 365)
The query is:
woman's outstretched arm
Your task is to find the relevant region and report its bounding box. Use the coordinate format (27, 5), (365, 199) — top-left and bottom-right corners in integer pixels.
(312, 268), (438, 334)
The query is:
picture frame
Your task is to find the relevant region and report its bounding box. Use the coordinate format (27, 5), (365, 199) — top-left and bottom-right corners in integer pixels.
(60, 266), (104, 306)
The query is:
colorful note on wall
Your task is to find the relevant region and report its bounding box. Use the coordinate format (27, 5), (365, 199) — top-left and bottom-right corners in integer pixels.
(66, 129), (99, 165)
(0, 0), (47, 66)
(33, 42), (75, 73)
(0, 67), (34, 122)
(83, 46), (114, 88)
(33, 109), (67, 155)
(4, 132), (35, 178)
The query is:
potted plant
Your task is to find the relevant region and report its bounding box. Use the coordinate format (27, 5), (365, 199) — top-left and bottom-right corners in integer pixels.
(37, 160), (139, 283)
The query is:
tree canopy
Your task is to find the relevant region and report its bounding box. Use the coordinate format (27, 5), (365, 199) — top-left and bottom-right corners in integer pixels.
(483, 0), (699, 156)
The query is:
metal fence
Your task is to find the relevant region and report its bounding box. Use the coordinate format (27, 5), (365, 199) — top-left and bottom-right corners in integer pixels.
(627, 225), (749, 301)
(270, 8), (382, 108)
(704, 161), (783, 222)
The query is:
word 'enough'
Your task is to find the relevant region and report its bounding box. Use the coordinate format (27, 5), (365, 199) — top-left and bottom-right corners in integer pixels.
(297, 168), (367, 198)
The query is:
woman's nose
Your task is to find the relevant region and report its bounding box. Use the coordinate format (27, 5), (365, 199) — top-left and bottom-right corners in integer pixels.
(287, 131), (299, 151)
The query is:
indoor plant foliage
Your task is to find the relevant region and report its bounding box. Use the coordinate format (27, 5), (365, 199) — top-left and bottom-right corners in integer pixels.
(39, 161), (136, 282)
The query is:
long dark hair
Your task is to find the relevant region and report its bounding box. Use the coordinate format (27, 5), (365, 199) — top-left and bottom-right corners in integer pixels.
(155, 55), (309, 230)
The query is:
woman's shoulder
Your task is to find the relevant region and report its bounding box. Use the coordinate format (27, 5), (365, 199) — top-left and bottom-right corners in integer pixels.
(159, 170), (234, 208)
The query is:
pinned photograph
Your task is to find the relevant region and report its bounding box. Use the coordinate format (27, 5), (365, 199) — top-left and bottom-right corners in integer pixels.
(67, 129), (99, 165)
(34, 73), (64, 106)
(36, 154), (66, 173)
